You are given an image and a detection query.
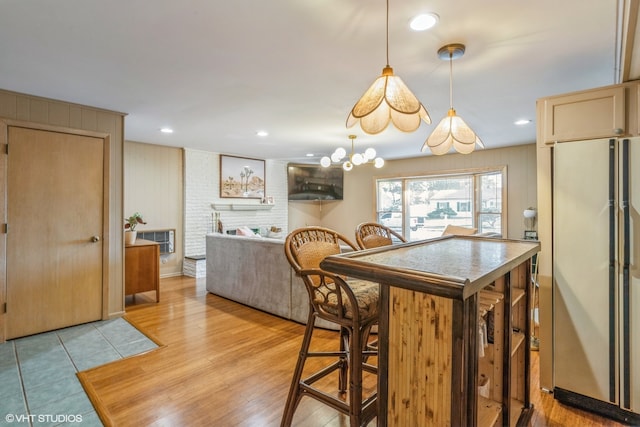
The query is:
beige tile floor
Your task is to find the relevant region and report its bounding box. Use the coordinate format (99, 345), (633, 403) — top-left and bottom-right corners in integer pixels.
(0, 318), (157, 427)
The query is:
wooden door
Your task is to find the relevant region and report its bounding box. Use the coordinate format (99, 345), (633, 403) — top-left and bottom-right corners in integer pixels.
(6, 126), (104, 339)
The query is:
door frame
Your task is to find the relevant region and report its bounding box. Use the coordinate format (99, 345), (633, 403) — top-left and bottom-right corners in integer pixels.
(0, 118), (112, 343)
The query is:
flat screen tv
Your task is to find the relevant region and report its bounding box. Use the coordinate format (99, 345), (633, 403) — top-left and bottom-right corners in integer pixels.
(287, 163), (344, 201)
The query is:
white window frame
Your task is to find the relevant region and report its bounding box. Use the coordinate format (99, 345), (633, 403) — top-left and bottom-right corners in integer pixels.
(375, 166), (506, 240)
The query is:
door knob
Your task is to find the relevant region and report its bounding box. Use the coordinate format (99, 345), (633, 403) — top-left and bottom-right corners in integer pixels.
(91, 236), (100, 242)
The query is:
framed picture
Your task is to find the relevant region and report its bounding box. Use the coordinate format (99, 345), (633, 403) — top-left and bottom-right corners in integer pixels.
(220, 155), (265, 199)
(524, 230), (538, 240)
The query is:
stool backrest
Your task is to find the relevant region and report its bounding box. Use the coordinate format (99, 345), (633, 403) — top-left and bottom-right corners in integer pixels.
(355, 222), (406, 249)
(285, 226), (357, 287)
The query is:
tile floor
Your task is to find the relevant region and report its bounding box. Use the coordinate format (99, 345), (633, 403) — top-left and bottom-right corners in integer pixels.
(0, 318), (158, 427)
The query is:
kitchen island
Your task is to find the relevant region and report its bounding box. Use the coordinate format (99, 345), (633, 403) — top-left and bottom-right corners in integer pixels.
(320, 235), (540, 427)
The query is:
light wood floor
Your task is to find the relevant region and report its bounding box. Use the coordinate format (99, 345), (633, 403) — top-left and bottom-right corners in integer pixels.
(78, 276), (626, 426)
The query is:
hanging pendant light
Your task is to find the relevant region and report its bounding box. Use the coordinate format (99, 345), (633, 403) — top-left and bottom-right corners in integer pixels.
(320, 135), (385, 171)
(422, 43), (484, 155)
(346, 0), (431, 135)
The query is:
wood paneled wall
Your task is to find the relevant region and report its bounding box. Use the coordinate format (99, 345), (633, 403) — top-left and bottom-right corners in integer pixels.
(0, 89), (126, 334)
(124, 141), (183, 276)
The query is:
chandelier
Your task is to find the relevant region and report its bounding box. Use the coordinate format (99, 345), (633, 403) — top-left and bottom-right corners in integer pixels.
(346, 0), (431, 135)
(422, 43), (484, 155)
(320, 135), (384, 171)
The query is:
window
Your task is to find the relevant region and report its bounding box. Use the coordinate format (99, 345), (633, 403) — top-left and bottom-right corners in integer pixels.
(457, 201), (471, 212)
(376, 168), (505, 240)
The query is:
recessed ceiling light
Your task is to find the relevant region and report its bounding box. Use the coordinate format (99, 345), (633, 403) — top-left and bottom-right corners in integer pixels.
(306, 153), (314, 157)
(514, 119), (532, 126)
(160, 127), (174, 133)
(410, 13), (439, 31)
(256, 130), (269, 137)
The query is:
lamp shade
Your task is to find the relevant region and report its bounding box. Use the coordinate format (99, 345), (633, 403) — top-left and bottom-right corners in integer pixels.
(422, 44), (484, 156)
(422, 108), (484, 155)
(347, 66), (431, 134)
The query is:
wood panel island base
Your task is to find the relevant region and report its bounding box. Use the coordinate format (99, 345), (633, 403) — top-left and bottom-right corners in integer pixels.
(321, 235), (540, 427)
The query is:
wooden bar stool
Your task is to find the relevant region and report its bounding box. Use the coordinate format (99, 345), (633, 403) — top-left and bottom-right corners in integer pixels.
(282, 227), (378, 427)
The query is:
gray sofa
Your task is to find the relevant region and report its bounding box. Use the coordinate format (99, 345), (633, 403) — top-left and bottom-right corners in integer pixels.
(205, 233), (336, 329)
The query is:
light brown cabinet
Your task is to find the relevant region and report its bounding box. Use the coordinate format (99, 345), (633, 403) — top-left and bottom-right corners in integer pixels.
(321, 236), (539, 426)
(537, 82), (640, 146)
(478, 261), (530, 427)
(125, 239), (160, 302)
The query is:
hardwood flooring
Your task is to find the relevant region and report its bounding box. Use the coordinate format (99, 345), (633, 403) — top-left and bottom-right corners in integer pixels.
(77, 276), (626, 426)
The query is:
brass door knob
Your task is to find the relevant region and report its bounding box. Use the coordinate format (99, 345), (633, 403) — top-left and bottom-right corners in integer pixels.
(91, 236), (101, 242)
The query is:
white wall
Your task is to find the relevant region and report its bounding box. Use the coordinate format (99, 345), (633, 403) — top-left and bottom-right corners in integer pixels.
(183, 149), (288, 257)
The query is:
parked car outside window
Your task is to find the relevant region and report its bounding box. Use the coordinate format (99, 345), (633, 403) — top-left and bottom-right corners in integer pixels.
(379, 212), (417, 231)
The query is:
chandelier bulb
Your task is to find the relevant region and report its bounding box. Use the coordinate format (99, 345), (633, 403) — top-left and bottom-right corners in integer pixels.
(364, 147), (376, 160)
(319, 135), (385, 170)
(352, 153), (364, 165)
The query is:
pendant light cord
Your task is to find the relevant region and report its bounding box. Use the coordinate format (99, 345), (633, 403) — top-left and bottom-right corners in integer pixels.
(449, 52), (454, 109)
(386, 0), (390, 67)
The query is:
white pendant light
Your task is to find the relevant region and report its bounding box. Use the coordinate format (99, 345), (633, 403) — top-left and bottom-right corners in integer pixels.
(423, 43), (484, 155)
(346, 0), (431, 135)
(320, 135), (384, 171)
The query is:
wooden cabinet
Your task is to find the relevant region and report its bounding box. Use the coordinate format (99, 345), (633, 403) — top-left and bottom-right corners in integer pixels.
(321, 236), (539, 426)
(478, 261), (530, 427)
(537, 82), (640, 147)
(125, 239), (160, 302)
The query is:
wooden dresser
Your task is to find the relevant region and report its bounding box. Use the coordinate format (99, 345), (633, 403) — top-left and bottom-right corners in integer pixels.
(125, 239), (160, 302)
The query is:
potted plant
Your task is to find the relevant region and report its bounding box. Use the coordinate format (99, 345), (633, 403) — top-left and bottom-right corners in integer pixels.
(124, 212), (146, 245)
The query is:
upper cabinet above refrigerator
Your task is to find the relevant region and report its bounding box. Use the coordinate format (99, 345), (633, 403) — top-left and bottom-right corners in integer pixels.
(536, 82), (640, 147)
(536, 81), (640, 425)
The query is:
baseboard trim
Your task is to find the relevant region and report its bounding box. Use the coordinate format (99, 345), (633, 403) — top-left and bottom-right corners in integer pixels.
(554, 387), (640, 425)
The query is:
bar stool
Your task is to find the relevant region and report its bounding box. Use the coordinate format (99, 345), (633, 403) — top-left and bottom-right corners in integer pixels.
(355, 222), (407, 249)
(282, 226), (378, 427)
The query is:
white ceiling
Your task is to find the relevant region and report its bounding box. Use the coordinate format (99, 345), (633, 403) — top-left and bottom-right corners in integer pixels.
(0, 0), (634, 162)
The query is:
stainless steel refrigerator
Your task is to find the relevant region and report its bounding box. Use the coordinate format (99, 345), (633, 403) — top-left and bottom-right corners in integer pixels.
(553, 137), (639, 424)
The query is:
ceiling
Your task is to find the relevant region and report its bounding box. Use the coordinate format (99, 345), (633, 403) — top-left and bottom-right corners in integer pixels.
(0, 0), (637, 163)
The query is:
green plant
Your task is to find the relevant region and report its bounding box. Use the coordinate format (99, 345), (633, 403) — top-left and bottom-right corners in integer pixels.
(426, 207), (458, 219)
(124, 212), (146, 231)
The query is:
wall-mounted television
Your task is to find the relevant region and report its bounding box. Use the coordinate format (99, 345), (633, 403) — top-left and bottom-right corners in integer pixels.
(287, 163), (344, 201)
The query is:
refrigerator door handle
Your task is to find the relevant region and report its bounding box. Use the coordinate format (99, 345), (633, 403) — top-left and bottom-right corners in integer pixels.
(622, 138), (631, 409)
(608, 138), (617, 403)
